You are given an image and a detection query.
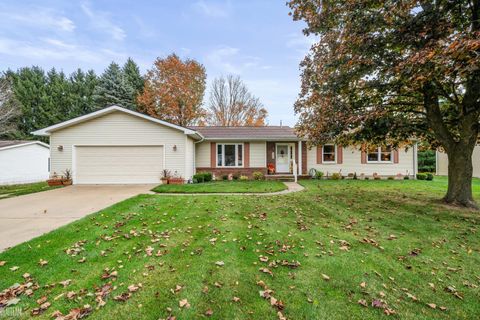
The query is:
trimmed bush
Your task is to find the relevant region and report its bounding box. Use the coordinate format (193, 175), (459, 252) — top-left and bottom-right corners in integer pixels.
(331, 173), (341, 180)
(426, 173), (434, 181)
(404, 176), (410, 180)
(253, 171), (265, 180)
(387, 176), (394, 180)
(203, 172), (213, 182)
(239, 175), (249, 181)
(222, 174), (229, 181)
(416, 173), (426, 180)
(193, 173), (205, 183)
(315, 171), (324, 179)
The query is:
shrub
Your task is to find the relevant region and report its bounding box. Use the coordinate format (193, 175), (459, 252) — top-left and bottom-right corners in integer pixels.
(331, 172), (341, 180)
(193, 173), (205, 183)
(426, 173), (434, 181)
(416, 173), (426, 180)
(365, 177), (370, 180)
(315, 171), (324, 179)
(253, 171), (265, 180)
(222, 174), (229, 180)
(404, 176), (410, 180)
(203, 172), (213, 182)
(387, 176), (394, 180)
(353, 172), (358, 180)
(374, 176), (381, 180)
(239, 175), (249, 181)
(232, 172), (240, 180)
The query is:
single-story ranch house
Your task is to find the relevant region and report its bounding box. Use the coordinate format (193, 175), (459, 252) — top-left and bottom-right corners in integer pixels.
(33, 105), (418, 184)
(0, 140), (50, 185)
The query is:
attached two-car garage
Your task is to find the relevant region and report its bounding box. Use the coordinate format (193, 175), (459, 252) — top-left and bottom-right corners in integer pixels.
(75, 146), (164, 184)
(33, 106), (201, 185)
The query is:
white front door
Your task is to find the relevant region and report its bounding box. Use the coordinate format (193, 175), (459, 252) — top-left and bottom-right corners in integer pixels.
(276, 144), (290, 173)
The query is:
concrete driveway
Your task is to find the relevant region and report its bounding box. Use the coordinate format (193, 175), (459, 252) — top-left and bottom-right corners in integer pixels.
(0, 185), (155, 252)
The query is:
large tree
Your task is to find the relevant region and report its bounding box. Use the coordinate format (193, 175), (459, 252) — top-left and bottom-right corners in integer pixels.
(137, 54), (206, 126)
(93, 62), (136, 110)
(205, 75), (267, 126)
(0, 75), (21, 138)
(288, 0), (480, 207)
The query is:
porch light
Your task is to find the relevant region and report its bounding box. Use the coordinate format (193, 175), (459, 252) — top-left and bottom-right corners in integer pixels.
(173, 145), (177, 151)
(57, 145), (63, 151)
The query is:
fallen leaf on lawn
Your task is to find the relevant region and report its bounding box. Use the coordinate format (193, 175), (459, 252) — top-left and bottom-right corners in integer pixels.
(215, 261), (225, 266)
(0, 261), (6, 266)
(59, 279), (72, 287)
(113, 292), (132, 302)
(53, 304), (92, 320)
(322, 274), (330, 281)
(358, 299), (368, 307)
(66, 291), (77, 300)
(388, 234), (397, 240)
(277, 311), (287, 320)
(101, 270), (118, 280)
(9, 266), (19, 271)
(360, 282), (367, 288)
(205, 308), (213, 316)
(259, 267), (274, 277)
(179, 299), (190, 308)
(39, 259), (48, 266)
(427, 303), (436, 309)
(128, 283), (142, 292)
(259, 256), (269, 262)
(232, 296), (240, 302)
(78, 257), (86, 263)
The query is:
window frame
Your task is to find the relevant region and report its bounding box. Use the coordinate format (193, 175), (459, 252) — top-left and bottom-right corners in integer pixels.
(366, 146), (393, 163)
(322, 144), (337, 164)
(216, 143), (244, 167)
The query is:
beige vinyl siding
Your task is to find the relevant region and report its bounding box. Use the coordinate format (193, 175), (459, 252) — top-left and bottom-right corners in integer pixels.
(75, 146), (163, 184)
(195, 141), (211, 168)
(437, 146), (480, 178)
(307, 146), (415, 176)
(50, 111), (189, 181)
(249, 142), (266, 167)
(185, 137), (194, 179)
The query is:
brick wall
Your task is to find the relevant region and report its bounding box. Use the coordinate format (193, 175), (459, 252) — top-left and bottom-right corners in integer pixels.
(195, 167), (267, 179)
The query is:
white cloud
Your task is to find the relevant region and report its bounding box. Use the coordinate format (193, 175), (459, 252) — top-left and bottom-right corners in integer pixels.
(205, 46), (265, 75)
(0, 8), (75, 32)
(80, 1), (126, 41)
(192, 0), (231, 18)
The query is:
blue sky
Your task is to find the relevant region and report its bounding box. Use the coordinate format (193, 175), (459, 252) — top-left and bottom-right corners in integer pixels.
(0, 0), (313, 126)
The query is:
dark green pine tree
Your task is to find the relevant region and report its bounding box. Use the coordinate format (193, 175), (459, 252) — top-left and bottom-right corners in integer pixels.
(69, 68), (98, 117)
(44, 68), (70, 124)
(123, 58), (144, 110)
(7, 66), (49, 137)
(93, 62), (135, 110)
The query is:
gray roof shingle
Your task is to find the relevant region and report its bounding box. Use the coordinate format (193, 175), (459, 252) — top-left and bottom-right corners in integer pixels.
(188, 126), (299, 140)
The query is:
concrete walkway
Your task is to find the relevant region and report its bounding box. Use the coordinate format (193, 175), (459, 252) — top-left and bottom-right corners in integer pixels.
(151, 181), (305, 196)
(0, 185), (155, 252)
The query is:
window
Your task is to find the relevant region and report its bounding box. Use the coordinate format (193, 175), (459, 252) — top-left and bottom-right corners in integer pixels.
(322, 145), (336, 162)
(367, 146), (392, 163)
(217, 143), (244, 167)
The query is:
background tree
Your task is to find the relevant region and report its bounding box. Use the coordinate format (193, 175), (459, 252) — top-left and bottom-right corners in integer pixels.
(137, 54), (206, 126)
(205, 75), (267, 126)
(69, 69), (98, 118)
(93, 62), (136, 110)
(123, 58), (144, 109)
(288, 0), (480, 207)
(0, 75), (21, 138)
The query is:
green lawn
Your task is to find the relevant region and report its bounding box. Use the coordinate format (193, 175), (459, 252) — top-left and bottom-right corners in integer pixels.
(152, 180), (287, 193)
(0, 177), (479, 319)
(0, 182), (61, 200)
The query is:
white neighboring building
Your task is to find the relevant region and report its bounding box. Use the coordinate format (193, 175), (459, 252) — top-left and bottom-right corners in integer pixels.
(0, 141), (50, 185)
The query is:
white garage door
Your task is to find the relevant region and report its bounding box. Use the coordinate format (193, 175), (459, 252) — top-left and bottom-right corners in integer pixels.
(75, 146), (164, 184)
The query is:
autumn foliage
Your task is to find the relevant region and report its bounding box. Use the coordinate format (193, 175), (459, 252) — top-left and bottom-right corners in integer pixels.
(137, 54), (206, 126)
(288, 0), (480, 207)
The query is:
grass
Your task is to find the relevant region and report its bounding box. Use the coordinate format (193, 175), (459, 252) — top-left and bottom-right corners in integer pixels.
(0, 181), (61, 200)
(0, 176), (479, 319)
(152, 180), (287, 193)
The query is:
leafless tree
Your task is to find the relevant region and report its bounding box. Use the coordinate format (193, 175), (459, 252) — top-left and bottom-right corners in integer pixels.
(205, 75), (267, 126)
(0, 76), (20, 136)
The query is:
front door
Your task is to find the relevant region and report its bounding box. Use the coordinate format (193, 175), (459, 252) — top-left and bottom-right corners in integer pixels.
(276, 144), (290, 173)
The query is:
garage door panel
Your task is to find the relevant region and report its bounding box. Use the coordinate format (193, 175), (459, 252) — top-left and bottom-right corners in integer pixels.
(75, 146), (163, 184)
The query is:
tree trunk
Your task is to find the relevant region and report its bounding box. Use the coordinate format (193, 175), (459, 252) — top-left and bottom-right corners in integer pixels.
(444, 144), (477, 208)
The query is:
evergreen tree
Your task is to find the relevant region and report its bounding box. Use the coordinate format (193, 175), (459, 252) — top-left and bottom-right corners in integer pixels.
(45, 68), (70, 124)
(69, 68), (97, 117)
(123, 57), (144, 107)
(93, 62), (135, 110)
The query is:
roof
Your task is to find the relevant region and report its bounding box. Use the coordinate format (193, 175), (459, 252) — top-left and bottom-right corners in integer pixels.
(0, 140), (49, 151)
(32, 105), (203, 141)
(188, 126), (300, 141)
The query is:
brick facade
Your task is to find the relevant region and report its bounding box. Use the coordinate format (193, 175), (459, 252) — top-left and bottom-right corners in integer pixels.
(195, 167), (267, 179)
